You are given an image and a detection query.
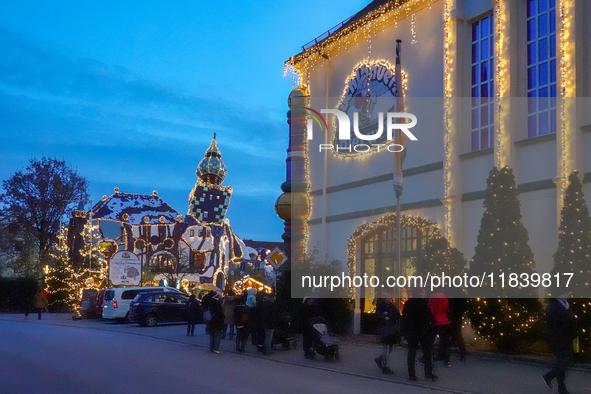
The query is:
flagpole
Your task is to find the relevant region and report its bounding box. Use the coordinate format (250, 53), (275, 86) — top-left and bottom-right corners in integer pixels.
(395, 39), (403, 310)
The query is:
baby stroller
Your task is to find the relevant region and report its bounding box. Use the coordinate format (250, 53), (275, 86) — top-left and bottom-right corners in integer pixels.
(309, 316), (340, 360)
(272, 312), (297, 349)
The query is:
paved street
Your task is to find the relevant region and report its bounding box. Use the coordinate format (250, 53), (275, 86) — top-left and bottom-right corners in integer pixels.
(1, 313), (590, 394)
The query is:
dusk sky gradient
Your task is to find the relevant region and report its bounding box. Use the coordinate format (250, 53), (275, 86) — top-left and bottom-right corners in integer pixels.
(0, 0), (367, 241)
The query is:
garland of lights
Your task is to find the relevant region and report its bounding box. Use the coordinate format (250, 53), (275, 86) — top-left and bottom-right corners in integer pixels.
(493, 0), (508, 169)
(442, 0), (452, 240)
(331, 59), (408, 160)
(558, 0), (574, 204)
(285, 0), (438, 74)
(346, 213), (440, 297)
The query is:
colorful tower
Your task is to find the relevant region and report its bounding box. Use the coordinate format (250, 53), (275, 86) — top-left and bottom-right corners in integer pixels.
(275, 87), (310, 262)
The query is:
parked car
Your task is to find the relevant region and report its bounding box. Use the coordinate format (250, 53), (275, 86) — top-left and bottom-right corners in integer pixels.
(102, 286), (184, 322)
(128, 292), (195, 327)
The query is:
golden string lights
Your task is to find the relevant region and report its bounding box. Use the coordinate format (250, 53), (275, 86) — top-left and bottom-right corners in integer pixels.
(286, 0), (438, 74)
(346, 213), (440, 297)
(494, 0), (508, 169)
(442, 0), (452, 240)
(558, 0), (574, 204)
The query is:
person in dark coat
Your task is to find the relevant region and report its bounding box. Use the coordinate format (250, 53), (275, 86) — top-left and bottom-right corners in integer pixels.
(207, 292), (225, 353)
(234, 299), (250, 352)
(403, 287), (438, 381)
(542, 297), (577, 394)
(201, 290), (215, 334)
(447, 290), (468, 362)
(255, 294), (276, 355)
(374, 294), (401, 374)
(299, 297), (320, 359)
(185, 294), (202, 336)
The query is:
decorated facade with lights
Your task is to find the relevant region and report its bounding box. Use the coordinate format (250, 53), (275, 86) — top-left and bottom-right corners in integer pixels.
(67, 135), (249, 291)
(284, 0), (591, 334)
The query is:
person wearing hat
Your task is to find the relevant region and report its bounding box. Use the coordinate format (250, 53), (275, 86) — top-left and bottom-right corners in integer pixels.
(374, 293), (401, 374)
(207, 292), (225, 353)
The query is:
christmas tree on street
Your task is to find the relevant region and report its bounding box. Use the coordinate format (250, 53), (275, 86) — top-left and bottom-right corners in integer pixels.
(551, 171), (591, 359)
(468, 166), (542, 351)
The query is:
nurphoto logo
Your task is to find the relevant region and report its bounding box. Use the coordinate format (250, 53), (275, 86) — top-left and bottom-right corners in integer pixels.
(304, 107), (418, 153)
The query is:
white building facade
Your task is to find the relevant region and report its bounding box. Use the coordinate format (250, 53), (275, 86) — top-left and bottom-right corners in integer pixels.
(285, 0), (591, 332)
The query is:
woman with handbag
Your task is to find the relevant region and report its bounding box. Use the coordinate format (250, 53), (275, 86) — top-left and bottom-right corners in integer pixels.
(374, 294), (401, 374)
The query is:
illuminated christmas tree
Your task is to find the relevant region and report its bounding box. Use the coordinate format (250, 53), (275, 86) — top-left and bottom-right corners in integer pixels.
(468, 166), (542, 351)
(416, 237), (466, 278)
(551, 171), (591, 359)
(45, 223), (108, 313)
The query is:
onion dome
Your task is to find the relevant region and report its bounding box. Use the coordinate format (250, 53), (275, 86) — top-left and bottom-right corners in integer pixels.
(197, 133), (227, 185)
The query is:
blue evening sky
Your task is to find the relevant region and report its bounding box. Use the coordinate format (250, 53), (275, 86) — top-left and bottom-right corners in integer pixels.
(0, 0), (367, 241)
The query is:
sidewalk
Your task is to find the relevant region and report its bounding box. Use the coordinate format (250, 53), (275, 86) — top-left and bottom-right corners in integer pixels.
(2, 313), (590, 394)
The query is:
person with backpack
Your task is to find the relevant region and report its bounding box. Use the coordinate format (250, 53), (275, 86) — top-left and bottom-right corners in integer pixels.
(374, 294), (401, 374)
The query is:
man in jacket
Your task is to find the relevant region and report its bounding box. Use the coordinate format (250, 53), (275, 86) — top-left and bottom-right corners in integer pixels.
(207, 292), (224, 353)
(403, 287), (438, 381)
(374, 294), (401, 374)
(185, 294), (202, 336)
(542, 297), (577, 394)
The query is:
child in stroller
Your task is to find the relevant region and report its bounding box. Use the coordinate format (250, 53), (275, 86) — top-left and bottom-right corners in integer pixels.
(308, 316), (339, 360)
(272, 312), (297, 349)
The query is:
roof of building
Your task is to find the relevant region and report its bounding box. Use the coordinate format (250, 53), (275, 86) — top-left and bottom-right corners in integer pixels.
(243, 239), (284, 253)
(90, 192), (181, 225)
(287, 0), (413, 68)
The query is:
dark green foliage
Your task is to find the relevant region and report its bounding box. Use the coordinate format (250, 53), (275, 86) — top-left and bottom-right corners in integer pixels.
(0, 276), (39, 312)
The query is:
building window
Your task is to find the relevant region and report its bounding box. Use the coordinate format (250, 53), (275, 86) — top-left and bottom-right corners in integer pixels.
(527, 0), (557, 137)
(471, 14), (494, 152)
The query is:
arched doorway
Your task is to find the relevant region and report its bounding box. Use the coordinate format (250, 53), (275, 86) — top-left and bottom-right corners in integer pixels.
(347, 214), (440, 333)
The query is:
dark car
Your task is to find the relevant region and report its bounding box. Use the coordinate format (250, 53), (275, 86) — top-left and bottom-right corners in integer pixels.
(128, 292), (195, 327)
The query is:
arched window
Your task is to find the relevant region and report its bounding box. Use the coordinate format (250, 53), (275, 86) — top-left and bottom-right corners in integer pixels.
(360, 225), (434, 313)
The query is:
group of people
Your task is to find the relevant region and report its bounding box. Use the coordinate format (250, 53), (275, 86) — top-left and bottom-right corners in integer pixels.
(187, 288), (278, 355)
(373, 288), (467, 381)
(187, 287), (577, 394)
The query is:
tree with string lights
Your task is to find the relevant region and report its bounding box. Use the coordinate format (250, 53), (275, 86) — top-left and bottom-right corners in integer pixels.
(551, 171), (591, 360)
(468, 166), (542, 351)
(416, 237), (466, 278)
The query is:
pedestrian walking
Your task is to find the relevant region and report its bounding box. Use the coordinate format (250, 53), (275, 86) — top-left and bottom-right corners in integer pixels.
(234, 299), (250, 352)
(185, 294), (202, 336)
(542, 297), (576, 394)
(256, 294), (276, 355)
(245, 288), (258, 345)
(33, 289), (48, 320)
(374, 294), (401, 374)
(207, 292), (224, 353)
(201, 290), (215, 334)
(222, 290), (237, 340)
(299, 296), (320, 359)
(403, 287), (438, 381)
(448, 291), (467, 362)
(429, 291), (452, 367)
